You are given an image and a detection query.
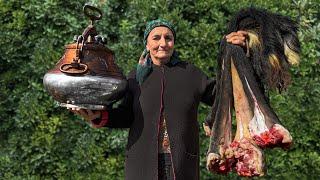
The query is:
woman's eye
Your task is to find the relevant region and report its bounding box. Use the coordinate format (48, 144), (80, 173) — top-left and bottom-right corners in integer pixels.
(152, 36), (161, 40)
(151, 35), (173, 41)
(165, 36), (173, 40)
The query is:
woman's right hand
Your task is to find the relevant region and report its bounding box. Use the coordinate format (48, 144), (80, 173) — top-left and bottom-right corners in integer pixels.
(70, 109), (102, 122)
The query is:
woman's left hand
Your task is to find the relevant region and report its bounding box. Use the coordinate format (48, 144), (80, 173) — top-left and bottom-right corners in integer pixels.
(225, 31), (248, 47)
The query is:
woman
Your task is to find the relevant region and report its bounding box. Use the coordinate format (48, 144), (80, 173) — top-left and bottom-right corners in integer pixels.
(73, 19), (247, 180)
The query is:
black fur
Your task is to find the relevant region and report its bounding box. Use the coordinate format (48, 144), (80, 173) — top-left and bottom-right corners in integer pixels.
(228, 7), (300, 91)
(207, 7), (300, 161)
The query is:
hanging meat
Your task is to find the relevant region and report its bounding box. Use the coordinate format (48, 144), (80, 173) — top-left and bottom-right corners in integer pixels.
(206, 8), (300, 177)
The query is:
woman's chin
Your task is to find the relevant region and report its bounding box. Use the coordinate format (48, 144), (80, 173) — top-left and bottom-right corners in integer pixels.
(156, 53), (172, 60)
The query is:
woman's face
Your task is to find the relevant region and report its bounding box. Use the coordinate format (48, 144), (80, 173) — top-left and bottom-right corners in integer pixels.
(146, 26), (174, 65)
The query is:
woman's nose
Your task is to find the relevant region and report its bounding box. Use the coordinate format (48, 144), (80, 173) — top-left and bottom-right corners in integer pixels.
(159, 36), (166, 47)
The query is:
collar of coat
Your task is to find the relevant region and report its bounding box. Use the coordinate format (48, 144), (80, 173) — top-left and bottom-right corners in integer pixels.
(136, 51), (180, 85)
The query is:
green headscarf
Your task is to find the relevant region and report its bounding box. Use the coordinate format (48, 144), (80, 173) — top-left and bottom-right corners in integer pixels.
(136, 19), (180, 85)
(143, 19), (176, 46)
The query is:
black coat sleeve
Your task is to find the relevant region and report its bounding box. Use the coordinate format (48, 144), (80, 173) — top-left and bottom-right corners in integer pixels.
(104, 71), (137, 128)
(90, 90), (133, 129)
(104, 93), (134, 128)
(199, 71), (216, 128)
(91, 71), (136, 129)
(200, 73), (216, 106)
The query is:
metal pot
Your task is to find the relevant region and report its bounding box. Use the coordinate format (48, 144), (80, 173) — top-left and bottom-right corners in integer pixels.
(43, 5), (127, 110)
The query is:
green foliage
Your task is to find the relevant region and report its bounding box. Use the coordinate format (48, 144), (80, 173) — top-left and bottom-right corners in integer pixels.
(0, 0), (319, 179)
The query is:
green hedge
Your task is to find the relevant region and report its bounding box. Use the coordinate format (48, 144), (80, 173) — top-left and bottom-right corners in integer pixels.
(0, 0), (319, 179)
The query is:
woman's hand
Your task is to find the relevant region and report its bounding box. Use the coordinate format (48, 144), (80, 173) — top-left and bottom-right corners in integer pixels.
(225, 31), (248, 47)
(70, 109), (101, 122)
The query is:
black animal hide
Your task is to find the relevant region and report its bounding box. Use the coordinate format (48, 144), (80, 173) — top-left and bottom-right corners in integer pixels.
(206, 8), (300, 177)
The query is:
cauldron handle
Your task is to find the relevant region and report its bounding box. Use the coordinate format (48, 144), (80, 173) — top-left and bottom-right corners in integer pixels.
(59, 36), (88, 75)
(83, 4), (102, 26)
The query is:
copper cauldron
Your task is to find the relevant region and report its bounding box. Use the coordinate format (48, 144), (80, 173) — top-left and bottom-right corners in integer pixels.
(43, 5), (127, 110)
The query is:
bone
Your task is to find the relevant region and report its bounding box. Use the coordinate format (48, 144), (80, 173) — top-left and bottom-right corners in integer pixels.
(243, 76), (293, 149)
(207, 42), (292, 177)
(206, 54), (234, 174)
(231, 59), (253, 141)
(207, 148), (235, 174)
(231, 60), (265, 177)
(231, 44), (293, 149)
(230, 139), (265, 177)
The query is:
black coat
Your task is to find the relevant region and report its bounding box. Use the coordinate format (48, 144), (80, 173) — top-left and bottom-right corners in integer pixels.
(106, 61), (215, 180)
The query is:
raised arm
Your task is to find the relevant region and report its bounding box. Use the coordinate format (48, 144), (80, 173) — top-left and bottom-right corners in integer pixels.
(71, 89), (134, 128)
(71, 71), (138, 129)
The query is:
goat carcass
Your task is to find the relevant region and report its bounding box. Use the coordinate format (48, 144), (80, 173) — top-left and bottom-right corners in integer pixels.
(206, 8), (300, 177)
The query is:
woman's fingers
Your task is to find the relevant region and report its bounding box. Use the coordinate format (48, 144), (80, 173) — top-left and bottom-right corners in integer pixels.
(69, 109), (101, 122)
(237, 30), (248, 36)
(227, 35), (246, 46)
(87, 109), (94, 117)
(225, 32), (238, 39)
(232, 40), (246, 46)
(77, 109), (88, 117)
(227, 35), (245, 42)
(88, 110), (102, 120)
(226, 31), (248, 46)
(77, 109), (92, 122)
(226, 31), (248, 39)
(74, 111), (81, 116)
